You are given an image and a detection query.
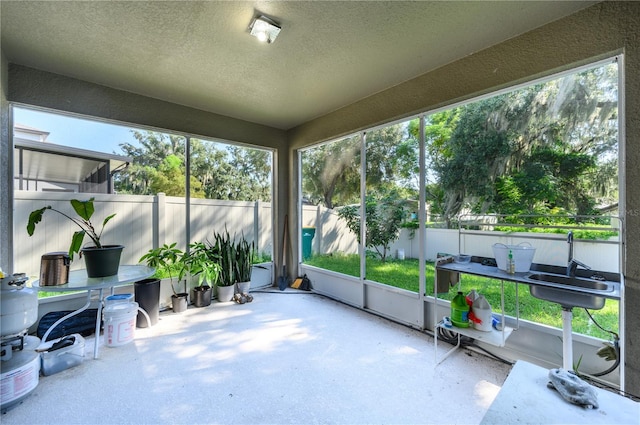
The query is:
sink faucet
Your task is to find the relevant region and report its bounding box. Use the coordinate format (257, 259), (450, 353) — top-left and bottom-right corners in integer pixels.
(567, 231), (591, 276)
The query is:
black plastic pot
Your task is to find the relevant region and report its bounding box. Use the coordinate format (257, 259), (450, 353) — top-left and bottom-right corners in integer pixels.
(192, 286), (212, 308)
(134, 278), (160, 328)
(171, 293), (188, 313)
(81, 245), (124, 278)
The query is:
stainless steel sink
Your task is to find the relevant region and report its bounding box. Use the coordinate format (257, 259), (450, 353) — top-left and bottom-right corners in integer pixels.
(526, 273), (613, 310)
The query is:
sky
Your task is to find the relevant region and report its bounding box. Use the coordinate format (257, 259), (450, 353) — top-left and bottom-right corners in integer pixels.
(13, 107), (140, 155)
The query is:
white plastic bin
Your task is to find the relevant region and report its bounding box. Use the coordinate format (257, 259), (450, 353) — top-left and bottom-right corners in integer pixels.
(41, 334), (85, 375)
(492, 243), (536, 272)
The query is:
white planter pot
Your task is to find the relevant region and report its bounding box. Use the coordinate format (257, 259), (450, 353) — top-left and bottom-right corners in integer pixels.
(236, 281), (251, 294)
(217, 285), (235, 302)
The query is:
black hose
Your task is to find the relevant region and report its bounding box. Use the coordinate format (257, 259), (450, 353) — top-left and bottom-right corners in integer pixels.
(583, 308), (620, 377)
(590, 337), (620, 377)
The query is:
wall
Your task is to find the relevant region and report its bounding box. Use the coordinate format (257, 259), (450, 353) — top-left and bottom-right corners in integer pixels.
(289, 2), (640, 393)
(0, 49), (13, 274)
(8, 65), (286, 150)
(287, 3), (636, 148)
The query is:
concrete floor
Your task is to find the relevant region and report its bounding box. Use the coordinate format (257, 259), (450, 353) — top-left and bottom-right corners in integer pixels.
(2, 290), (511, 424)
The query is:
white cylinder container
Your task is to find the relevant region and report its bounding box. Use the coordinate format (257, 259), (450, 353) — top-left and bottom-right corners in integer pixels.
(104, 302), (138, 347)
(1, 274), (38, 337)
(472, 295), (493, 332)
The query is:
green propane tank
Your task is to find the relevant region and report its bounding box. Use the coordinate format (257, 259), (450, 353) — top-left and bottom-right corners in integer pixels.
(451, 291), (470, 328)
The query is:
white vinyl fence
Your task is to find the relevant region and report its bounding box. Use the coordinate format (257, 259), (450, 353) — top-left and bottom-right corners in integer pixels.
(13, 191), (272, 281)
(13, 193), (619, 282)
(301, 205), (620, 273)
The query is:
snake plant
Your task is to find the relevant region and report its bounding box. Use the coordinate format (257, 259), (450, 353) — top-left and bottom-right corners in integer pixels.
(208, 229), (255, 286)
(234, 237), (255, 283)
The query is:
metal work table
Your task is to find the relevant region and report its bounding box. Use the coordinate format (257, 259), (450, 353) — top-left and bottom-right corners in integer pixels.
(434, 258), (518, 364)
(434, 258), (620, 366)
(33, 265), (155, 358)
(438, 260), (620, 300)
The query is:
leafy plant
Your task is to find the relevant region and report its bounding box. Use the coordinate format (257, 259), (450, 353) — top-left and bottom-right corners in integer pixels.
(337, 191), (409, 261)
(207, 229), (256, 286)
(139, 242), (184, 295)
(234, 236), (255, 283)
(27, 198), (116, 261)
(252, 251), (272, 264)
(180, 242), (221, 288)
(208, 229), (236, 287)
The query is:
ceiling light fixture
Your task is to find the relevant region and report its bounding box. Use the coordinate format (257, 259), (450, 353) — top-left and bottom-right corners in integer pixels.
(248, 15), (281, 44)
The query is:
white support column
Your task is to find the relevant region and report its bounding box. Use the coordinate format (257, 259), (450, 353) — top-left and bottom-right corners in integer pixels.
(562, 308), (573, 370)
(418, 114), (426, 329)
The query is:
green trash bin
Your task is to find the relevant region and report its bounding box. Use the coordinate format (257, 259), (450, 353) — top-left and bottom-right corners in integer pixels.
(302, 227), (316, 260)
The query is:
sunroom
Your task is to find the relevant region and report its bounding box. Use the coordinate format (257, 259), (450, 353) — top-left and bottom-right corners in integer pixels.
(1, 1), (639, 423)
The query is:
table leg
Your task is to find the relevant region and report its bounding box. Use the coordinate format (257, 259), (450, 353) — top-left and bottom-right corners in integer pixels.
(41, 292), (92, 343)
(93, 288), (104, 359)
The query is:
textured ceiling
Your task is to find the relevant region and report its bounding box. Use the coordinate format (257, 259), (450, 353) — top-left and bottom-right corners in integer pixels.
(1, 1), (596, 130)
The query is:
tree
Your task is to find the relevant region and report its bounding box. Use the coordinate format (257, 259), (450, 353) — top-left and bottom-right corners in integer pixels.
(149, 154), (204, 198)
(365, 124), (418, 193)
(415, 62), (618, 225)
(301, 136), (361, 208)
(116, 131), (186, 195)
(337, 190), (409, 261)
(301, 123), (419, 209)
(225, 146), (272, 201)
(115, 131), (272, 201)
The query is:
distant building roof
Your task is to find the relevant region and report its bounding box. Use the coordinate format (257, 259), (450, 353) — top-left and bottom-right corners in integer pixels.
(13, 124), (131, 190)
(14, 123), (50, 142)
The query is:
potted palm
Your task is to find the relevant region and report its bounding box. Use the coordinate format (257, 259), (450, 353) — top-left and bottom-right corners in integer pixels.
(181, 242), (221, 308)
(139, 243), (188, 313)
(27, 198), (123, 277)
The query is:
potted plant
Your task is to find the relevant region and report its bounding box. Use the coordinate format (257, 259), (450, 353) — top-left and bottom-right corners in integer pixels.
(234, 235), (255, 295)
(180, 242), (221, 308)
(139, 243), (188, 313)
(208, 229), (237, 302)
(27, 198), (123, 277)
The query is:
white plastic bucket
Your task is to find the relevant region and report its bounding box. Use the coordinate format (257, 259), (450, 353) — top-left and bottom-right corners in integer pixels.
(104, 293), (133, 307)
(104, 301), (138, 347)
(492, 243), (536, 272)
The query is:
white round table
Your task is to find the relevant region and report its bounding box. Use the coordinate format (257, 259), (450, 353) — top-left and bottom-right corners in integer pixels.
(33, 265), (155, 358)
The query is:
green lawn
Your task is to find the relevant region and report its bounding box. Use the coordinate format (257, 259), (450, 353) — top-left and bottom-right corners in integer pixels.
(305, 254), (619, 340)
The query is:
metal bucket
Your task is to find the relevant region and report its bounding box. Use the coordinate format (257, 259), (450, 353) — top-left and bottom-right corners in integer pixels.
(39, 252), (70, 286)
